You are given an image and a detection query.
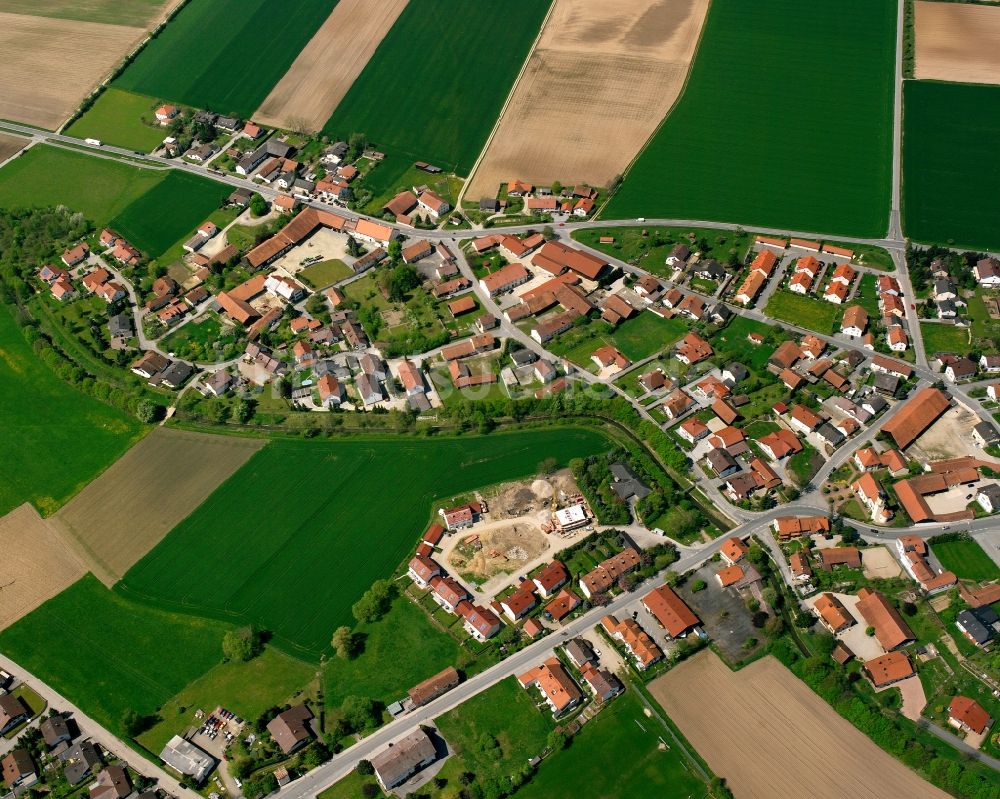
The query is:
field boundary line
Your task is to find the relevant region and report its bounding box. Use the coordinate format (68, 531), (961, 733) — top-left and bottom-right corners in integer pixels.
(457, 0), (557, 207)
(596, 0), (715, 220)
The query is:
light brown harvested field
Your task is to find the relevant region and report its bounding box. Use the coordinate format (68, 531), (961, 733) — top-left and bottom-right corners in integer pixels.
(53, 428), (265, 584)
(254, 0), (410, 132)
(0, 13), (145, 130)
(465, 0), (709, 200)
(650, 651), (950, 799)
(0, 503), (85, 631)
(0, 133), (28, 165)
(914, 1), (1000, 85)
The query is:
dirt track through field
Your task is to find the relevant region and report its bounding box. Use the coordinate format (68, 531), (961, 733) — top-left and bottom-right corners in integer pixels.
(465, 0), (709, 198)
(0, 133), (28, 165)
(0, 503), (85, 630)
(53, 428), (265, 584)
(254, 0), (409, 132)
(0, 13), (144, 129)
(914, 1), (1000, 85)
(650, 651), (950, 799)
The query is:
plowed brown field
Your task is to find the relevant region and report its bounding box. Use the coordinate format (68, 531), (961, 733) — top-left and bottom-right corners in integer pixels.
(0, 13), (145, 129)
(650, 651), (950, 799)
(255, 0), (409, 133)
(53, 428), (264, 584)
(0, 134), (28, 164)
(465, 0), (709, 200)
(915, 1), (1000, 85)
(0, 503), (85, 630)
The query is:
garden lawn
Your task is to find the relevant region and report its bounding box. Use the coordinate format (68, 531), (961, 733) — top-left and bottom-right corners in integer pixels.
(609, 312), (688, 361)
(65, 88), (165, 152)
(765, 290), (842, 334)
(433, 677), (552, 784)
(572, 226), (751, 277)
(113, 0), (338, 118)
(318, 772), (386, 799)
(109, 170), (230, 259)
(516, 690), (707, 799)
(322, 0), (549, 186)
(0, 574), (227, 737)
(0, 303), (143, 516)
(919, 322), (970, 357)
(158, 312), (238, 362)
(932, 538), (1000, 582)
(118, 429), (609, 658)
(298, 259), (352, 289)
(322, 597), (461, 712)
(137, 645), (314, 756)
(903, 81), (1000, 251)
(605, 0), (895, 236)
(0, 144), (162, 227)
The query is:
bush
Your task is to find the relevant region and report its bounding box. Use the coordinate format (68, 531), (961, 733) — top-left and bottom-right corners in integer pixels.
(222, 625), (261, 662)
(691, 579), (707, 592)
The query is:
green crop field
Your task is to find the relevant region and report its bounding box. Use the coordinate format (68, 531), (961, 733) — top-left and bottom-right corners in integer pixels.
(0, 575), (228, 736)
(920, 322), (970, 357)
(0, 145), (163, 227)
(138, 645), (314, 755)
(0, 303), (143, 516)
(113, 0), (337, 118)
(323, 0), (549, 192)
(932, 538), (1000, 582)
(109, 170), (230, 258)
(0, 0), (165, 26)
(322, 597), (461, 711)
(66, 88), (166, 153)
(903, 81), (1000, 251)
(118, 428), (609, 658)
(606, 0), (895, 236)
(516, 690), (708, 799)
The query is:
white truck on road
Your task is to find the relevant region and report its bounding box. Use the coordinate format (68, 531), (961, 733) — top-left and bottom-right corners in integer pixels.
(84, 138), (102, 146)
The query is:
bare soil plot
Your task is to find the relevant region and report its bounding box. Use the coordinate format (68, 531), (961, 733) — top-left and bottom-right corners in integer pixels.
(0, 13), (144, 129)
(486, 469), (579, 519)
(447, 521), (549, 581)
(915, 1), (1000, 85)
(53, 428), (264, 584)
(254, 0), (409, 132)
(861, 545), (902, 579)
(0, 503), (85, 631)
(908, 404), (980, 462)
(0, 134), (27, 165)
(650, 651), (950, 799)
(465, 0), (710, 199)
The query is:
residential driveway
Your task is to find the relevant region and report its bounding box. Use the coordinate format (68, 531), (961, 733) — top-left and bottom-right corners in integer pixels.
(804, 591), (883, 661)
(877, 675), (926, 721)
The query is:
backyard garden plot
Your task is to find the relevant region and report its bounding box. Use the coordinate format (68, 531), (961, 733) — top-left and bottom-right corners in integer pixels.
(118, 429), (610, 658)
(53, 428), (264, 583)
(465, 0), (710, 200)
(903, 80), (1000, 251)
(0, 12), (148, 130)
(108, 170), (231, 258)
(0, 303), (144, 517)
(0, 145), (164, 227)
(112, 0), (338, 118)
(65, 88), (167, 152)
(0, 574), (229, 737)
(605, 0), (896, 237)
(0, 504), (85, 631)
(651, 651), (950, 799)
(919, 322), (969, 357)
(0, 0), (179, 27)
(516, 690), (707, 799)
(914, 1), (1000, 85)
(765, 290), (842, 335)
(255, 0), (410, 133)
(321, 0), (549, 189)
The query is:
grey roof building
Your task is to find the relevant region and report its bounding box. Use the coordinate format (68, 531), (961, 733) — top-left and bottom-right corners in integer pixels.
(159, 736), (214, 783)
(60, 740), (102, 785)
(371, 728), (437, 791)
